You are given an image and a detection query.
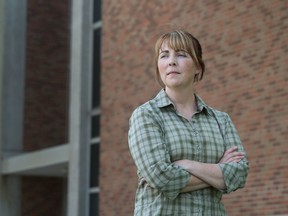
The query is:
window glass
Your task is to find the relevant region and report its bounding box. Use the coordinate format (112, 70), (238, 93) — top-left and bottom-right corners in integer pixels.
(89, 193), (99, 216)
(90, 144), (99, 187)
(91, 115), (100, 138)
(93, 0), (102, 22)
(92, 29), (101, 108)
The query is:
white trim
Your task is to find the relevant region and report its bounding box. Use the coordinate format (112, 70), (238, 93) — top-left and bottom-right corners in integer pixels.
(89, 187), (100, 193)
(93, 21), (102, 30)
(90, 137), (100, 144)
(90, 107), (101, 116)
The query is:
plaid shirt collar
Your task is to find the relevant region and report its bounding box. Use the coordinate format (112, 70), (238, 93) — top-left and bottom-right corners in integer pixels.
(155, 89), (213, 116)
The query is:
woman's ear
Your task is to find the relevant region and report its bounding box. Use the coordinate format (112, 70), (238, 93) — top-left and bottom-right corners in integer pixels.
(194, 68), (201, 82)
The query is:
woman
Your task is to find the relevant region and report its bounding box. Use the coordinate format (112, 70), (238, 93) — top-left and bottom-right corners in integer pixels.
(128, 30), (249, 215)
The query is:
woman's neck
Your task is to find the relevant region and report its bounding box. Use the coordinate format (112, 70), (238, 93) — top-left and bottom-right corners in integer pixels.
(165, 87), (198, 119)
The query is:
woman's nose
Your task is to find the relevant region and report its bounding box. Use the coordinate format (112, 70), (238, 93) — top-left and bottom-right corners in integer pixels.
(169, 57), (176, 66)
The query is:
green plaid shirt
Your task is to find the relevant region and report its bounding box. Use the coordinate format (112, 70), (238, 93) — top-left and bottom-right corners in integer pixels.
(128, 89), (249, 216)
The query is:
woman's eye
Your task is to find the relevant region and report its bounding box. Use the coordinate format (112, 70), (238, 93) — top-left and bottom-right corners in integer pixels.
(160, 55), (167, 59)
(178, 53), (186, 57)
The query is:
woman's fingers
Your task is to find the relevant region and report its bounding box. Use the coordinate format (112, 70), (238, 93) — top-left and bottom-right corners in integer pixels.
(219, 147), (244, 163)
(219, 147), (237, 162)
(224, 146), (238, 155)
(225, 154), (244, 163)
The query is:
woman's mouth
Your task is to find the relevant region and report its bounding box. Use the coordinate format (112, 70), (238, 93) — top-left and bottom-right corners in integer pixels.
(167, 71), (180, 76)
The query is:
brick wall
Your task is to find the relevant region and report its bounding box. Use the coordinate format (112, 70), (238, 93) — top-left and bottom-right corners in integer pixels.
(24, 0), (70, 151)
(22, 0), (70, 215)
(101, 0), (288, 215)
(22, 177), (65, 216)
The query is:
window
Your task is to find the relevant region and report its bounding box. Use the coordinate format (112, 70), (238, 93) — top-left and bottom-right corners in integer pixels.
(88, 0), (102, 215)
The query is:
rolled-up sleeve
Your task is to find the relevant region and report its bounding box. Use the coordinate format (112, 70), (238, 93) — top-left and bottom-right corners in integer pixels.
(218, 114), (249, 194)
(128, 107), (190, 200)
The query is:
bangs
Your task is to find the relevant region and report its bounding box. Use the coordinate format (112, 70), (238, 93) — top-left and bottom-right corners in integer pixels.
(162, 33), (189, 52)
(155, 30), (195, 59)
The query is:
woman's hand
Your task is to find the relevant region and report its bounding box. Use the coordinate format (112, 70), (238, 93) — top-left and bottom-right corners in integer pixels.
(172, 146), (245, 191)
(174, 146), (244, 168)
(218, 146), (244, 164)
(174, 160), (226, 190)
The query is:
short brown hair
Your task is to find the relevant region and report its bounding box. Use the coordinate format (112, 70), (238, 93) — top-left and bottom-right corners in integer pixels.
(154, 30), (205, 87)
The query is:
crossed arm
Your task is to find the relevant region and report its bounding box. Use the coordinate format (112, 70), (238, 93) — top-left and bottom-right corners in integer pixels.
(175, 146), (245, 192)
(129, 108), (249, 198)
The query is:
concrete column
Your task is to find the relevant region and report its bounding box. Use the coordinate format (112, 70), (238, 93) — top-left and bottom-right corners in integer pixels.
(67, 0), (92, 215)
(0, 0), (26, 215)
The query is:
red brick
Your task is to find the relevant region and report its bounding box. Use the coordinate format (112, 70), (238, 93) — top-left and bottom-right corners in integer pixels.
(24, 0), (70, 151)
(101, 0), (288, 215)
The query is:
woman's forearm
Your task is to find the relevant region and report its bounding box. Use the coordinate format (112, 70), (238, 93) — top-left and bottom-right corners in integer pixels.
(181, 175), (210, 192)
(185, 161), (226, 190)
(175, 160), (225, 190)
(175, 146), (244, 190)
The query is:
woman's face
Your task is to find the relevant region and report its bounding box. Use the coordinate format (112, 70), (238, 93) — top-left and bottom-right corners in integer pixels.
(157, 41), (199, 90)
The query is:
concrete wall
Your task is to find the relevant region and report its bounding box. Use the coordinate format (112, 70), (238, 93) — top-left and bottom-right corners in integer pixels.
(100, 0), (288, 215)
(0, 0), (26, 215)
